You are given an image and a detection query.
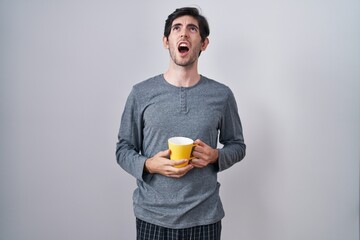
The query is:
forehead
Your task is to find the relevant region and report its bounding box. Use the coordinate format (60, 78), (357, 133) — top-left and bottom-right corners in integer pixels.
(172, 15), (199, 27)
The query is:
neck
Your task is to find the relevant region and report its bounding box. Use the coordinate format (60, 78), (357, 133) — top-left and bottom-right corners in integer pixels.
(163, 61), (200, 87)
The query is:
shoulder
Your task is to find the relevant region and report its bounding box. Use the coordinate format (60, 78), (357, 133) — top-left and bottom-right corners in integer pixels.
(132, 75), (163, 93)
(128, 74), (166, 107)
(130, 74), (166, 98)
(200, 75), (233, 96)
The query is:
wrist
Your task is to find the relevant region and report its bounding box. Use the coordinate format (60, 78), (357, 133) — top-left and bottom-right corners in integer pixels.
(212, 149), (219, 163)
(144, 158), (152, 174)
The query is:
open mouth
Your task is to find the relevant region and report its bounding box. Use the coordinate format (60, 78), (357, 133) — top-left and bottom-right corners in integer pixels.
(178, 43), (190, 54)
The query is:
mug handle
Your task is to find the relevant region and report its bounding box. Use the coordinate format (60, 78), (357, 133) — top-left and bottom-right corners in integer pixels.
(190, 143), (198, 160)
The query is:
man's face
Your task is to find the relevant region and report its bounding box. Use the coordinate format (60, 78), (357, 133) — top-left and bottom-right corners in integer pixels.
(163, 15), (209, 67)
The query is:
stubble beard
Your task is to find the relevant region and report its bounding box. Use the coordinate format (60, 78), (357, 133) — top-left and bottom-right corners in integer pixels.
(168, 47), (199, 67)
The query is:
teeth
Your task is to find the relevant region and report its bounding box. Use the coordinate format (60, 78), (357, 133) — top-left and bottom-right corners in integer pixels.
(180, 43), (188, 47)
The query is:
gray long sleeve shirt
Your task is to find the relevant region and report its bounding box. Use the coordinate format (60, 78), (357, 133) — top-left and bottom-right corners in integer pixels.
(116, 74), (246, 229)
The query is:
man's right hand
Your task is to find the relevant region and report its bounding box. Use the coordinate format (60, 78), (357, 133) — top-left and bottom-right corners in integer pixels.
(144, 150), (193, 178)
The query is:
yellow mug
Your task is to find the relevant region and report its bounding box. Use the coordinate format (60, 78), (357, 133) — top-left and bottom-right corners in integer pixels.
(168, 137), (196, 168)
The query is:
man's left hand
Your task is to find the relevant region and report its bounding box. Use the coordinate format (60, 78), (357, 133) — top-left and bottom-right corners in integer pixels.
(191, 139), (218, 168)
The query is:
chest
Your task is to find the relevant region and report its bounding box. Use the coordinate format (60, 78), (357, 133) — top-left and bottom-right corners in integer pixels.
(142, 88), (226, 138)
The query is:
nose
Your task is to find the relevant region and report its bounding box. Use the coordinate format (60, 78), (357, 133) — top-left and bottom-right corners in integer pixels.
(180, 28), (189, 38)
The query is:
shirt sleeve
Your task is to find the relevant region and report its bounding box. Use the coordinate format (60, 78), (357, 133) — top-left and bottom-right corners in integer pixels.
(217, 90), (246, 171)
(115, 88), (149, 181)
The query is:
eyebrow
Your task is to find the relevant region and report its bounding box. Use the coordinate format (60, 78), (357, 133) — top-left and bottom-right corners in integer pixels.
(171, 23), (199, 30)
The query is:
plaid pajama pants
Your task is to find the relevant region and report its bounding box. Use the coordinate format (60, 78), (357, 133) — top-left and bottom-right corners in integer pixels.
(136, 218), (222, 240)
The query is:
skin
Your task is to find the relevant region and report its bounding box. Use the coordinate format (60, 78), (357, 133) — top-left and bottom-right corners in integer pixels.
(145, 15), (219, 178)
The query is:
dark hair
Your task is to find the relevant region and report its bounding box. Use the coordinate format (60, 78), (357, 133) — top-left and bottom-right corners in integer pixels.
(164, 7), (210, 42)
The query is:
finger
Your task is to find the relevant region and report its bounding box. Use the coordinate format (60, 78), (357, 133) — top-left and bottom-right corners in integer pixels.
(193, 140), (209, 153)
(194, 139), (204, 146)
(169, 165), (193, 177)
(156, 149), (170, 157)
(190, 159), (206, 168)
(170, 159), (188, 166)
(192, 150), (206, 159)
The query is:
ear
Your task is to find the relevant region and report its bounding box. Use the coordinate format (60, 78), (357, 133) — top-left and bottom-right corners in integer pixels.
(201, 37), (209, 51)
(163, 36), (169, 49)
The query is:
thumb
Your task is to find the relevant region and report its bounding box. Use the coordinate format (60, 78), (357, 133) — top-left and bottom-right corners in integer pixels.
(156, 149), (170, 157)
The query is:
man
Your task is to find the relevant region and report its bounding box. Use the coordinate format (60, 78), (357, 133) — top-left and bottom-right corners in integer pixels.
(116, 7), (246, 240)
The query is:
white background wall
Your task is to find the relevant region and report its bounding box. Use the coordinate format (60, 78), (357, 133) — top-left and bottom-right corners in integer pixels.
(1, 1), (359, 239)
